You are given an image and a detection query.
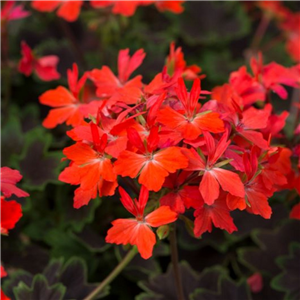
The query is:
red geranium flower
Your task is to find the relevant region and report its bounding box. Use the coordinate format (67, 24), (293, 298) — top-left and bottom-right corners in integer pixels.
(1, 196), (22, 235)
(39, 63), (101, 128)
(157, 78), (224, 140)
(89, 48), (145, 106)
(115, 127), (188, 191)
(18, 41), (60, 81)
(0, 167), (29, 198)
(106, 186), (177, 259)
(31, 0), (83, 22)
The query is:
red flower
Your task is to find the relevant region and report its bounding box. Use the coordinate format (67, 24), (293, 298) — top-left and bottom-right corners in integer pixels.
(227, 148), (272, 219)
(59, 123), (117, 208)
(31, 0), (83, 22)
(193, 192), (237, 237)
(106, 186), (177, 259)
(90, 1), (142, 17)
(18, 41), (60, 81)
(290, 203), (300, 220)
(160, 172), (201, 214)
(140, 0), (185, 14)
(0, 167), (29, 198)
(1, 266), (7, 278)
(1, 196), (22, 235)
(157, 78), (224, 140)
(89, 48), (145, 106)
(39, 63), (100, 128)
(183, 131), (245, 205)
(115, 127), (188, 191)
(0, 288), (10, 300)
(1, 0), (30, 22)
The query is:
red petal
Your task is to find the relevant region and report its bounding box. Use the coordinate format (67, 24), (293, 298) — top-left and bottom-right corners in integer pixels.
(200, 171), (220, 205)
(194, 196), (237, 237)
(1, 197), (22, 234)
(212, 168), (245, 198)
(146, 206), (178, 227)
(57, 1), (82, 22)
(0, 167), (29, 198)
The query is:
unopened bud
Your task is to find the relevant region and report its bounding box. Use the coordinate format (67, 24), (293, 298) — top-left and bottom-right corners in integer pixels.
(157, 225), (170, 240)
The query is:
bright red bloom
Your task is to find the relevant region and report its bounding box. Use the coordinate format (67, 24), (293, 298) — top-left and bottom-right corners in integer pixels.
(290, 203), (300, 220)
(160, 172), (201, 214)
(279, 12), (300, 62)
(157, 78), (224, 140)
(39, 63), (100, 128)
(166, 42), (201, 80)
(0, 167), (29, 198)
(89, 49), (145, 106)
(1, 266), (7, 278)
(257, 1), (289, 20)
(18, 41), (60, 81)
(1, 196), (22, 235)
(227, 148), (272, 219)
(115, 127), (188, 191)
(31, 0), (83, 22)
(231, 104), (270, 149)
(0, 288), (11, 300)
(90, 1), (142, 16)
(193, 192), (237, 237)
(106, 186), (177, 259)
(1, 0), (30, 22)
(183, 131), (245, 205)
(59, 123), (117, 208)
(140, 0), (185, 14)
(251, 54), (300, 99)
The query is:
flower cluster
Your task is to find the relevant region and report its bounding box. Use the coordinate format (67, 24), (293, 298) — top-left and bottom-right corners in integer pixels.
(37, 44), (300, 259)
(31, 0), (185, 21)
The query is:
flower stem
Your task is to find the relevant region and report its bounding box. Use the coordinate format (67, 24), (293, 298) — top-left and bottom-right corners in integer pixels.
(250, 15), (270, 51)
(169, 224), (185, 300)
(83, 247), (137, 300)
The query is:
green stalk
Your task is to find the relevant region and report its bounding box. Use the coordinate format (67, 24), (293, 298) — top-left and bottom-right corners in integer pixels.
(83, 247), (137, 300)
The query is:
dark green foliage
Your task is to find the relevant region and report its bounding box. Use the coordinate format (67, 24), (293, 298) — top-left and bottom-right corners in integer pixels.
(271, 243), (300, 300)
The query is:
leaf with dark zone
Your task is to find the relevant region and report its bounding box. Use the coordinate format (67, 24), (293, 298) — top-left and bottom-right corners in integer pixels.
(13, 275), (66, 300)
(136, 262), (225, 300)
(271, 243), (300, 300)
(238, 220), (300, 276)
(17, 127), (64, 190)
(191, 276), (251, 300)
(3, 257), (107, 300)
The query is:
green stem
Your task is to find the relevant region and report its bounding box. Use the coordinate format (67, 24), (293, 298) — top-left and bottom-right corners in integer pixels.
(250, 15), (270, 51)
(169, 224), (185, 300)
(83, 247), (137, 300)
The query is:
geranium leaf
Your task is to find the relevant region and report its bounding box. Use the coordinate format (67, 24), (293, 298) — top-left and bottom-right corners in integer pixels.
(271, 243), (300, 300)
(190, 276), (251, 300)
(137, 262), (226, 300)
(238, 220), (300, 276)
(13, 274), (66, 300)
(16, 127), (65, 190)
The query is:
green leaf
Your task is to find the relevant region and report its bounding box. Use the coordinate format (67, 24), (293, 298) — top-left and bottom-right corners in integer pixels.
(271, 243), (300, 300)
(238, 220), (300, 277)
(190, 276), (251, 300)
(137, 262), (227, 300)
(13, 274), (66, 300)
(16, 127), (65, 190)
